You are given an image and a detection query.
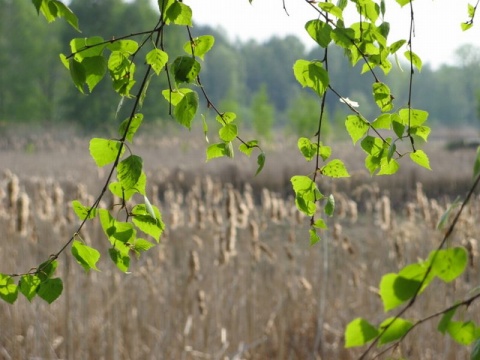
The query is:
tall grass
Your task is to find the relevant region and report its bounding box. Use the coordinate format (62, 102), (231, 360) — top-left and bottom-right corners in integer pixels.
(1, 158), (479, 359)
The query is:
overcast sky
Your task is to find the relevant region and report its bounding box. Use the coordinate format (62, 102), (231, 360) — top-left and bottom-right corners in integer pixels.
(186, 0), (480, 69)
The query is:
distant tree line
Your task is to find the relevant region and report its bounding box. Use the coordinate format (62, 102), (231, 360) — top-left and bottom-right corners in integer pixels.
(1, 0), (479, 136)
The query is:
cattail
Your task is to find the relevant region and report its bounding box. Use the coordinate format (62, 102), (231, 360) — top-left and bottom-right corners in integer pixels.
(197, 290), (207, 319)
(261, 188), (272, 215)
(333, 223), (342, 242)
(347, 200), (358, 223)
(17, 192), (30, 236)
(249, 219), (259, 242)
(379, 195), (391, 231)
(188, 250), (200, 281)
(52, 183), (65, 225)
(6, 171), (19, 210)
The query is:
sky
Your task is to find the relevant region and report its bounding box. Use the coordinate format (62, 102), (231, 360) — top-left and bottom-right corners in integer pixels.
(186, 0), (480, 69)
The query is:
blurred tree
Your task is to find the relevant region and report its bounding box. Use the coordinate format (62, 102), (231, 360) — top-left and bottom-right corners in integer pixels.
(251, 84), (275, 140)
(0, 0), (63, 122)
(286, 92), (330, 138)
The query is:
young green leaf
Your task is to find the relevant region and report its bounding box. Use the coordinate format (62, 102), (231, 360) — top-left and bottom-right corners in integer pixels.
(309, 228), (321, 245)
(255, 152), (266, 176)
(317, 2), (344, 19)
(216, 112), (237, 124)
(379, 273), (422, 311)
(324, 194), (335, 216)
(133, 238), (155, 255)
(398, 108), (429, 126)
(372, 82), (394, 112)
(239, 140), (259, 157)
(174, 91), (199, 129)
(165, 1), (192, 25)
(18, 275), (41, 302)
(471, 338), (480, 359)
(117, 155), (143, 190)
(118, 113), (144, 143)
(345, 318), (379, 348)
(146, 48), (168, 75)
(321, 159), (350, 178)
(297, 137), (317, 161)
(108, 248), (130, 273)
(183, 35), (215, 60)
(293, 59), (329, 97)
(89, 138), (124, 167)
(404, 50), (423, 72)
(345, 115), (369, 144)
(70, 36), (105, 60)
(37, 278), (63, 304)
(219, 124), (238, 142)
(36, 260), (58, 281)
(71, 240), (101, 272)
(50, 0), (80, 31)
(313, 218), (327, 229)
(429, 247), (468, 282)
(378, 317), (413, 345)
(69, 58), (86, 93)
(0, 273), (18, 304)
(82, 56), (107, 93)
(206, 143), (228, 161)
(410, 150), (431, 170)
(132, 204), (165, 242)
(72, 200), (97, 220)
(447, 321), (478, 345)
(438, 307), (457, 334)
(172, 56), (201, 84)
(305, 20), (332, 48)
(109, 171), (147, 200)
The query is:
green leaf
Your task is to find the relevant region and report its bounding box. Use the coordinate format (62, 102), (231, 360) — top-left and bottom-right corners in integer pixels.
(37, 278), (63, 304)
(291, 176), (321, 216)
(389, 39), (406, 54)
(256, 152), (266, 176)
(345, 115), (369, 144)
(410, 125), (431, 142)
(410, 150), (431, 170)
(50, 0), (80, 31)
(324, 194), (335, 216)
(379, 273), (422, 311)
(219, 124), (238, 142)
(117, 155), (143, 190)
(107, 40), (139, 54)
(293, 60), (329, 97)
(372, 113), (392, 130)
(321, 159), (350, 178)
(109, 171), (147, 200)
(398, 108), (429, 126)
(297, 137), (317, 161)
(133, 238), (155, 254)
(0, 274), (18, 304)
(118, 113), (144, 143)
(447, 321), (478, 345)
(313, 218), (327, 229)
(36, 260), (58, 281)
(345, 318), (378, 348)
(461, 22), (474, 31)
(69, 58), (86, 93)
(372, 82), (394, 112)
(317, 2), (344, 19)
(109, 248), (130, 273)
(70, 36), (105, 60)
(146, 48), (168, 75)
(305, 20), (332, 48)
(377, 156), (400, 175)
(216, 112), (237, 124)
(206, 143), (228, 161)
(309, 228), (321, 245)
(239, 140), (259, 156)
(132, 204), (165, 242)
(172, 56), (201, 84)
(72, 200), (96, 220)
(396, 0), (411, 7)
(165, 1), (192, 25)
(331, 27), (355, 48)
(18, 275), (41, 302)
(404, 50), (423, 72)
(438, 307), (457, 334)
(429, 247), (468, 282)
(378, 317), (413, 345)
(89, 138), (123, 167)
(82, 56), (107, 92)
(71, 240), (101, 272)
(183, 35), (215, 60)
(174, 91), (199, 129)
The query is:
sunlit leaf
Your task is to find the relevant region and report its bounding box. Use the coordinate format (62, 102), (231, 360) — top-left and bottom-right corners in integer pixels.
(71, 240), (101, 272)
(183, 35), (215, 60)
(345, 115), (369, 144)
(378, 317), (413, 345)
(89, 138), (124, 167)
(410, 150), (431, 170)
(37, 278), (63, 304)
(0, 274), (18, 304)
(321, 159), (350, 178)
(293, 59), (329, 97)
(345, 318), (378, 348)
(146, 48), (168, 75)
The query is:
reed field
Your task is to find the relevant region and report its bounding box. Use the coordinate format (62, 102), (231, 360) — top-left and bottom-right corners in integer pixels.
(0, 127), (479, 359)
